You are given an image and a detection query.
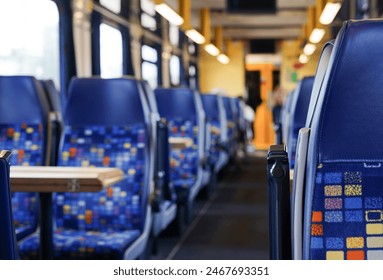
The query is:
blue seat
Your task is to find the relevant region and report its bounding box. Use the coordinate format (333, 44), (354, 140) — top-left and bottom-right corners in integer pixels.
(139, 80), (177, 236)
(201, 93), (229, 172)
(281, 89), (295, 146)
(222, 96), (237, 158)
(295, 20), (383, 260)
(0, 76), (51, 241)
(41, 80), (62, 115)
(0, 150), (19, 259)
(287, 76), (314, 169)
(20, 77), (153, 259)
(155, 87), (206, 224)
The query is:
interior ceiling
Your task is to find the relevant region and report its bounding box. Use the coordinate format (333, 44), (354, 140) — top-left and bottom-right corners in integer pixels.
(166, 0), (315, 40)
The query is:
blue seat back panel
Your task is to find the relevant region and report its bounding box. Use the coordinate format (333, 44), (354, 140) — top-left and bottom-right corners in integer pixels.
(155, 88), (197, 120)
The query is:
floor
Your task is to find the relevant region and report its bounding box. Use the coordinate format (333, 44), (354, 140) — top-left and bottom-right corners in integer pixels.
(154, 150), (269, 260)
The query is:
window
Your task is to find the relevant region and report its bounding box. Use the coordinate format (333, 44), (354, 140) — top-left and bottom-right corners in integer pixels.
(170, 55), (180, 86)
(100, 0), (121, 14)
(169, 24), (179, 46)
(140, 0), (157, 31)
(141, 44), (158, 88)
(100, 23), (123, 78)
(189, 64), (197, 89)
(0, 0), (60, 87)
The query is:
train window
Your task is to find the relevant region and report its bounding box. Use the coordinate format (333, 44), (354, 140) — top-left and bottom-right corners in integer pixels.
(0, 0), (60, 87)
(141, 45), (158, 63)
(142, 62), (158, 88)
(189, 64), (198, 89)
(100, 23), (123, 78)
(100, 0), (121, 14)
(141, 44), (158, 88)
(170, 55), (181, 86)
(140, 0), (157, 31)
(188, 41), (196, 55)
(169, 24), (179, 46)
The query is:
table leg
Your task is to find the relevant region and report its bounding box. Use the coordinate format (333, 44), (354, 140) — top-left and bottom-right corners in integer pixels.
(39, 193), (53, 260)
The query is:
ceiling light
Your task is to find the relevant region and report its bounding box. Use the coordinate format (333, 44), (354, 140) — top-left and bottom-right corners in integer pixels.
(309, 28), (325, 44)
(217, 54), (230, 64)
(154, 3), (184, 26)
(320, 2), (342, 25)
(303, 43), (316, 56)
(204, 43), (220, 56)
(185, 29), (206, 45)
(299, 54), (309, 64)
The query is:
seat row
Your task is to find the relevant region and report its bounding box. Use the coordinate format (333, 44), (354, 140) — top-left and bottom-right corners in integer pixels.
(0, 75), (245, 259)
(268, 19), (383, 260)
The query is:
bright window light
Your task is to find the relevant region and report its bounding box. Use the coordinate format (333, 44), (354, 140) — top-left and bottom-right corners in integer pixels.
(100, 23), (123, 78)
(320, 2), (342, 25)
(204, 43), (220, 56)
(309, 28), (325, 44)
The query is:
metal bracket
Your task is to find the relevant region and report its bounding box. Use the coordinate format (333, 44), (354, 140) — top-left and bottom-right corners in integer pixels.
(67, 178), (80, 192)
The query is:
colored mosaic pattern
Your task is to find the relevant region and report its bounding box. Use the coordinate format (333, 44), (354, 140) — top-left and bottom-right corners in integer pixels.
(310, 164), (383, 259)
(0, 123), (42, 237)
(167, 119), (198, 189)
(208, 120), (221, 164)
(19, 228), (141, 259)
(55, 125), (147, 232)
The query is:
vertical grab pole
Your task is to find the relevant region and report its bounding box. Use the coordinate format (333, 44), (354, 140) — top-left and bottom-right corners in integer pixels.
(267, 145), (292, 260)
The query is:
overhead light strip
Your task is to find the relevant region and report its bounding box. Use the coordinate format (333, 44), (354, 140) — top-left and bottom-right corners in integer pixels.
(320, 2), (342, 25)
(154, 3), (184, 26)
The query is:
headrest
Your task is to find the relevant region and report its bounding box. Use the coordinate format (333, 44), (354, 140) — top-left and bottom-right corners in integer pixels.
(41, 80), (62, 113)
(291, 76), (314, 131)
(0, 76), (49, 124)
(317, 20), (383, 162)
(155, 87), (197, 120)
(305, 41), (334, 127)
(140, 80), (158, 113)
(201, 94), (219, 120)
(222, 97), (234, 120)
(65, 77), (146, 126)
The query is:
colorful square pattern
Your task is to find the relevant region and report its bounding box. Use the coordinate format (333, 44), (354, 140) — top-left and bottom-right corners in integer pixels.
(310, 165), (383, 260)
(0, 123), (42, 237)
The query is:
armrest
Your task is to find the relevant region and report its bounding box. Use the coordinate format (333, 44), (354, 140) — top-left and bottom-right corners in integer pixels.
(267, 144), (292, 260)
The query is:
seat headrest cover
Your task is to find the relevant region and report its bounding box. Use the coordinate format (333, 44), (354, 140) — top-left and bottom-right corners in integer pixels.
(201, 94), (219, 120)
(318, 20), (383, 162)
(305, 41), (334, 127)
(155, 87), (196, 119)
(0, 76), (49, 123)
(292, 76), (314, 130)
(66, 78), (146, 126)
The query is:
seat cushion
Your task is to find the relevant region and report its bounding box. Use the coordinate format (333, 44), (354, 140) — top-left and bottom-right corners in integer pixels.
(309, 163), (383, 260)
(19, 229), (141, 260)
(0, 123), (43, 239)
(167, 119), (198, 189)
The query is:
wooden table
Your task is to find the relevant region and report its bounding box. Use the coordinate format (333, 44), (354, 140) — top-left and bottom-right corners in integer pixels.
(10, 166), (124, 260)
(168, 137), (193, 149)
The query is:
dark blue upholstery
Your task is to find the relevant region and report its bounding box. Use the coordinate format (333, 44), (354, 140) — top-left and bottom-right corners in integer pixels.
(41, 80), (62, 114)
(20, 77), (152, 259)
(155, 88), (200, 193)
(287, 76), (314, 169)
(0, 151), (18, 259)
(222, 96), (237, 156)
(303, 20), (383, 260)
(201, 94), (222, 164)
(0, 76), (50, 240)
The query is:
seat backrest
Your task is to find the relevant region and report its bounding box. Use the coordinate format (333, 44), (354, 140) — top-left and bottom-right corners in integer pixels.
(291, 41), (334, 260)
(0, 150), (18, 259)
(41, 80), (62, 114)
(55, 77), (153, 232)
(0, 75), (51, 240)
(281, 89), (295, 145)
(303, 20), (383, 260)
(287, 76), (314, 169)
(155, 87), (204, 191)
(222, 96), (236, 144)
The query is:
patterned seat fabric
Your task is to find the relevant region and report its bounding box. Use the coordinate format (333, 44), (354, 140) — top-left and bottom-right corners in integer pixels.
(310, 165), (383, 260)
(208, 120), (221, 164)
(0, 124), (42, 239)
(167, 119), (198, 189)
(20, 124), (147, 259)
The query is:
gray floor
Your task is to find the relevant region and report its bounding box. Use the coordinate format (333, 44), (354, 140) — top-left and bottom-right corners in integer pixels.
(154, 150), (269, 260)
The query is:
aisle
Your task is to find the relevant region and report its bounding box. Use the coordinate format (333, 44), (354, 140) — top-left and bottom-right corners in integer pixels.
(156, 150), (269, 260)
